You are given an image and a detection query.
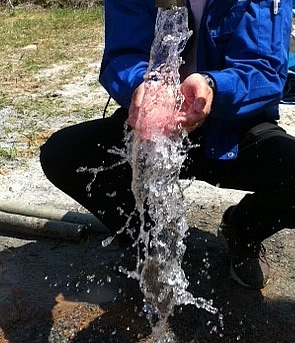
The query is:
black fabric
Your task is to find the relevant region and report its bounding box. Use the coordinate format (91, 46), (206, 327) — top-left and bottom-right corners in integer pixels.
(40, 108), (138, 236)
(40, 109), (295, 245)
(281, 71), (295, 104)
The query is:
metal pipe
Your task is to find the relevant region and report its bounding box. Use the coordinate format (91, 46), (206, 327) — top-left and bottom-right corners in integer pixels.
(0, 210), (86, 242)
(0, 200), (109, 233)
(156, 0), (186, 8)
(0, 201), (110, 242)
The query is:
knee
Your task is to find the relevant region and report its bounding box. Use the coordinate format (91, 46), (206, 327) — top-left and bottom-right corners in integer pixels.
(40, 129), (67, 180)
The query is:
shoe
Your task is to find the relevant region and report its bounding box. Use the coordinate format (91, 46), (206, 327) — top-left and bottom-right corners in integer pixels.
(281, 71), (295, 104)
(217, 211), (270, 289)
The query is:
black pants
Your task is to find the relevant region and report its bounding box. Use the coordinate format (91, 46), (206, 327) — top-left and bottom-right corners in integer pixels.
(40, 108), (295, 246)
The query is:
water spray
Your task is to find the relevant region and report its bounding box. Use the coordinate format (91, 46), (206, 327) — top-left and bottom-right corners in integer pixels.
(126, 2), (218, 342)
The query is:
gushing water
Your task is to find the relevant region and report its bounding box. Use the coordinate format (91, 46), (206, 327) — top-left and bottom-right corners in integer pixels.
(125, 6), (217, 342)
(79, 6), (219, 342)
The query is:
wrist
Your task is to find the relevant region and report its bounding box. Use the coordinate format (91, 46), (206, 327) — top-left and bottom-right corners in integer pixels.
(201, 74), (216, 94)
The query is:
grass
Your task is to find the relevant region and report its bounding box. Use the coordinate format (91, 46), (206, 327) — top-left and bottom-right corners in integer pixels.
(0, 7), (104, 96)
(0, 7), (109, 164)
(0, 8), (103, 67)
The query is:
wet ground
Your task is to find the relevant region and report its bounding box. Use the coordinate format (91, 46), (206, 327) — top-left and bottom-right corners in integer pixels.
(0, 181), (294, 343)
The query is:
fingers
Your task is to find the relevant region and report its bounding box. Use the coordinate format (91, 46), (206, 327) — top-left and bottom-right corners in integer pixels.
(177, 112), (203, 133)
(128, 74), (214, 135)
(194, 97), (206, 113)
(179, 73), (214, 132)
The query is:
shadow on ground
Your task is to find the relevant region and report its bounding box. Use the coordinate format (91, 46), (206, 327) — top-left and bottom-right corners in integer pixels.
(0, 226), (294, 343)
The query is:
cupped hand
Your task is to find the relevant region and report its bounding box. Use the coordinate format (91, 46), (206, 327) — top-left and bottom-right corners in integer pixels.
(127, 73), (214, 140)
(128, 81), (179, 140)
(177, 73), (214, 133)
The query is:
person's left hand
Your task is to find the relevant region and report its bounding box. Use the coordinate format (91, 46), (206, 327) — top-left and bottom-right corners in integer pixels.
(177, 73), (214, 133)
(128, 82), (145, 130)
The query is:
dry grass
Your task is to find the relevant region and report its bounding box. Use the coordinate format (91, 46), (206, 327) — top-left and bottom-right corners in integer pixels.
(0, 7), (104, 101)
(0, 7), (108, 164)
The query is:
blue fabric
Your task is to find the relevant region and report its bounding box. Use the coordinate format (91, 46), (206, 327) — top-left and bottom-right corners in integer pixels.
(99, 0), (292, 160)
(288, 1), (295, 69)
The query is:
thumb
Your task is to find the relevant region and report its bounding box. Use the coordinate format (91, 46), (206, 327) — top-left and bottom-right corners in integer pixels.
(194, 97), (206, 113)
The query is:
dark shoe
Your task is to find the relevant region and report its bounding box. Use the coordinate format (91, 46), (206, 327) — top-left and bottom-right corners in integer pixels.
(281, 71), (295, 104)
(217, 213), (270, 289)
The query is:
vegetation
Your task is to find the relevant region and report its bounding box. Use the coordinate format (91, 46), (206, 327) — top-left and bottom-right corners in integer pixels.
(0, 7), (108, 164)
(0, 0), (103, 8)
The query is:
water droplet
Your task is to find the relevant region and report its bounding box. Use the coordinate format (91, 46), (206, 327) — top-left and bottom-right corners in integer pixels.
(210, 325), (217, 334)
(102, 236), (114, 247)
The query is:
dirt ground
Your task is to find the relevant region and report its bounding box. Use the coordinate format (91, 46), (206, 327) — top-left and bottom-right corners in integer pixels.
(1, 75), (295, 343)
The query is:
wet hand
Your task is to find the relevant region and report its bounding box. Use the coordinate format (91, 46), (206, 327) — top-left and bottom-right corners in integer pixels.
(128, 82), (145, 129)
(177, 73), (214, 133)
(128, 81), (179, 140)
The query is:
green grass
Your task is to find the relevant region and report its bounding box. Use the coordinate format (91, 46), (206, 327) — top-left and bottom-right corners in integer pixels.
(0, 8), (103, 50)
(0, 8), (104, 94)
(0, 7), (107, 163)
(0, 146), (17, 160)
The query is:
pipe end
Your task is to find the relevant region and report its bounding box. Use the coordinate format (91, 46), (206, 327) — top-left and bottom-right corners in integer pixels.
(156, 0), (186, 8)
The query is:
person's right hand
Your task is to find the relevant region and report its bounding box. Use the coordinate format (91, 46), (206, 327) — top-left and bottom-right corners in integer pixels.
(128, 81), (181, 140)
(128, 73), (214, 140)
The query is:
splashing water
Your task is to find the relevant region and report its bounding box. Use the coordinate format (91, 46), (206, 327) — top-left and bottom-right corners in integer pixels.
(126, 6), (218, 343)
(134, 6), (189, 141)
(78, 6), (219, 342)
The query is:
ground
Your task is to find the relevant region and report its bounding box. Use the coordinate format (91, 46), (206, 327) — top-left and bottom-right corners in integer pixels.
(1, 9), (295, 343)
(0, 103), (295, 342)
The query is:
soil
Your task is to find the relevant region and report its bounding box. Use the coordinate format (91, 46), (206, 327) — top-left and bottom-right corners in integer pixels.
(0, 69), (295, 343)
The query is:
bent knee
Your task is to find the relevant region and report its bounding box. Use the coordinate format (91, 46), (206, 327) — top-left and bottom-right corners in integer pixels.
(40, 129), (70, 179)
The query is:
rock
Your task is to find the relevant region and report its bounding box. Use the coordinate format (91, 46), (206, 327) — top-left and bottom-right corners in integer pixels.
(21, 44), (38, 51)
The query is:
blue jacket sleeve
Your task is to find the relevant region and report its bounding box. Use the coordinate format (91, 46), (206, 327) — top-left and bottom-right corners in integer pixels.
(205, 0), (292, 120)
(99, 0), (157, 108)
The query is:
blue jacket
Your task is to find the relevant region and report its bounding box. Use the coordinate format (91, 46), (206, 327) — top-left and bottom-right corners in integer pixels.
(99, 0), (292, 159)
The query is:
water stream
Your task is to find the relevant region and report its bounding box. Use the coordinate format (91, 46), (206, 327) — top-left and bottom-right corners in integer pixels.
(125, 6), (218, 342)
(79, 5), (220, 342)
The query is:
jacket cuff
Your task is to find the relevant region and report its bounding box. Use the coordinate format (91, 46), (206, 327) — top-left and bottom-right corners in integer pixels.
(204, 70), (236, 120)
